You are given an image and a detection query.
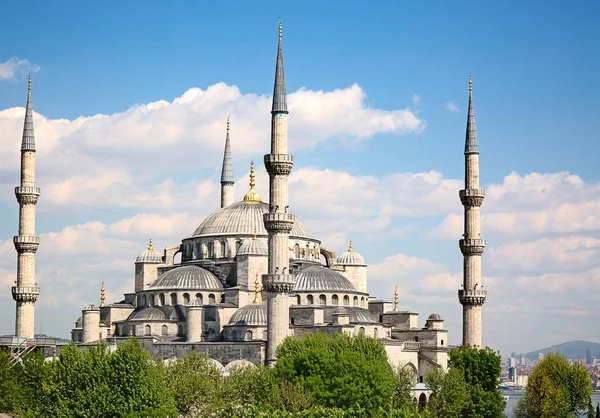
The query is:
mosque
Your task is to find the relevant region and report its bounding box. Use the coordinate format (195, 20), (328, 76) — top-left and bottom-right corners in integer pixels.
(7, 22), (488, 403)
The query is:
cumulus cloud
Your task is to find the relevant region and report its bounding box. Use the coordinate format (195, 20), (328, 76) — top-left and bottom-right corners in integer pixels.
(445, 102), (459, 112)
(0, 58), (40, 82)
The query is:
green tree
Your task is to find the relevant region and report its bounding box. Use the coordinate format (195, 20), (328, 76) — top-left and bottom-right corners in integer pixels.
(425, 368), (469, 418)
(514, 353), (592, 418)
(448, 345), (506, 417)
(163, 351), (223, 415)
(392, 364), (419, 411)
(273, 332), (397, 412)
(0, 349), (23, 413)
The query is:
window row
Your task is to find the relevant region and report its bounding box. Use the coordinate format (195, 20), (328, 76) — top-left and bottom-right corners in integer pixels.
(137, 292), (220, 307)
(298, 294), (367, 307)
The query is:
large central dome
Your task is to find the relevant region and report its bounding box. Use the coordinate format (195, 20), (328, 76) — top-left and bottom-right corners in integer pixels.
(191, 200), (311, 238)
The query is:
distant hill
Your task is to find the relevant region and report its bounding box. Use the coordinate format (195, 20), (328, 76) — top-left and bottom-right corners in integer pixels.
(523, 340), (600, 361)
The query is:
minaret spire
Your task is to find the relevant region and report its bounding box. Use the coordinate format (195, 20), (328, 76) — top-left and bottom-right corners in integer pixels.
(220, 115), (234, 208)
(12, 75), (41, 339)
(263, 19), (295, 366)
(271, 19), (288, 114)
(458, 74), (486, 347)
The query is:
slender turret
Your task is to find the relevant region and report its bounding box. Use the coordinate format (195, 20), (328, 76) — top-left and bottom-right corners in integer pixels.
(458, 75), (486, 347)
(12, 75), (41, 339)
(220, 115), (234, 208)
(262, 20), (295, 366)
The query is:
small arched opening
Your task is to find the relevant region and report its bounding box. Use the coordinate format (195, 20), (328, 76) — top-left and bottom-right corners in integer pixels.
(245, 330), (253, 341)
(353, 296), (359, 306)
(221, 240), (227, 258)
(161, 325), (168, 336)
(343, 295), (350, 306)
(332, 294), (339, 305)
(358, 327), (365, 336)
(307, 295), (314, 305)
(195, 293), (203, 304)
(144, 325), (151, 336)
(208, 294), (216, 304)
(294, 243), (300, 259)
(319, 294), (326, 305)
(170, 293), (177, 306)
(418, 393), (427, 410)
(183, 293), (190, 305)
(159, 294), (165, 306)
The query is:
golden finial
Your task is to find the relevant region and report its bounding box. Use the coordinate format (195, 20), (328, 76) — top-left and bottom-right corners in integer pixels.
(278, 19), (282, 41)
(253, 274), (261, 304)
(348, 240), (354, 252)
(226, 114), (230, 133)
(100, 281), (106, 307)
(28, 74), (32, 91)
(469, 73), (472, 92)
(148, 239), (154, 251)
(393, 286), (399, 312)
(243, 161), (261, 202)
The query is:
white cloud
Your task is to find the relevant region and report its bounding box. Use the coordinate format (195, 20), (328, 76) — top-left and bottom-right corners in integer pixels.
(412, 93), (422, 105)
(0, 58), (40, 82)
(445, 102), (459, 112)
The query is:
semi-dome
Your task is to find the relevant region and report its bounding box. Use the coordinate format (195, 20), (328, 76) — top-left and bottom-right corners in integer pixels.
(148, 265), (223, 290)
(325, 306), (377, 323)
(190, 201), (310, 238)
(428, 313), (442, 321)
(129, 307), (166, 321)
(237, 236), (268, 256)
(293, 265), (357, 292)
(336, 241), (365, 266)
(83, 303), (99, 311)
(136, 239), (163, 263)
(228, 303), (267, 326)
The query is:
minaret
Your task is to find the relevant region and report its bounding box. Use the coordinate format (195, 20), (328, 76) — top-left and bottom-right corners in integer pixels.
(458, 75), (486, 347)
(220, 115), (234, 208)
(12, 75), (41, 339)
(262, 20), (295, 366)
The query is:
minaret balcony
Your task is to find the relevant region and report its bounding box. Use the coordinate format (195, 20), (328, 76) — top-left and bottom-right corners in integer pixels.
(13, 235), (40, 253)
(15, 186), (41, 205)
(459, 189), (485, 207)
(263, 212), (295, 232)
(262, 273), (295, 293)
(264, 154), (294, 176)
(11, 286), (40, 303)
(458, 289), (487, 306)
(459, 238), (485, 256)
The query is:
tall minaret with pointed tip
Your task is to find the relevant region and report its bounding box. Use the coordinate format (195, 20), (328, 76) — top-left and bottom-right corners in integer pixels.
(262, 20), (295, 366)
(458, 75), (486, 347)
(12, 75), (41, 339)
(220, 115), (234, 208)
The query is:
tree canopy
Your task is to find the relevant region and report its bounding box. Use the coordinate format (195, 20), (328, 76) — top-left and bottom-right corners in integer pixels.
(514, 352), (592, 418)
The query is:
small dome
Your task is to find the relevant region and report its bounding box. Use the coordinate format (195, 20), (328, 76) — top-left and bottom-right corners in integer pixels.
(83, 303), (99, 311)
(293, 265), (357, 292)
(428, 313), (442, 321)
(75, 316), (83, 328)
(332, 306), (350, 316)
(187, 300), (202, 308)
(228, 303), (267, 326)
(149, 265), (222, 290)
(336, 241), (366, 266)
(129, 307), (166, 321)
(237, 237), (268, 256)
(136, 239), (163, 263)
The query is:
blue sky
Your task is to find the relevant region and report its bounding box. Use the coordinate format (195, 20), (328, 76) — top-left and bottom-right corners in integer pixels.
(0, 0), (599, 355)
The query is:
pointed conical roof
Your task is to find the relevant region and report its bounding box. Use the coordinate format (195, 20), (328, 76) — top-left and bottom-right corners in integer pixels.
(464, 74), (478, 154)
(21, 75), (36, 151)
(221, 115), (234, 184)
(271, 20), (288, 114)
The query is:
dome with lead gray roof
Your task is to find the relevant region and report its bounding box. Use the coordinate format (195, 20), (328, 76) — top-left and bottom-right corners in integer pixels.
(148, 265), (222, 290)
(190, 201), (310, 239)
(237, 237), (268, 256)
(228, 303), (267, 326)
(136, 239), (163, 263)
(336, 241), (366, 266)
(129, 307), (166, 321)
(293, 265), (357, 292)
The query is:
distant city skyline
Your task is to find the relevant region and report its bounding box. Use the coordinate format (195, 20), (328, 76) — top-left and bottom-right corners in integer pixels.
(0, 0), (599, 355)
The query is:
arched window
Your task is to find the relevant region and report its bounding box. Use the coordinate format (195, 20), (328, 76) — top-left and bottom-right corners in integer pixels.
(201, 243), (207, 259)
(343, 295), (350, 306)
(170, 293), (177, 306)
(374, 328), (378, 339)
(307, 295), (314, 305)
(149, 294), (155, 307)
(358, 327), (365, 336)
(221, 241), (227, 258)
(441, 339), (444, 346)
(418, 393), (427, 410)
(319, 294), (326, 305)
(296, 295), (301, 305)
(207, 242), (214, 259)
(294, 243), (300, 259)
(208, 294), (216, 304)
(353, 296), (359, 306)
(159, 294), (165, 306)
(305, 244), (310, 259)
(137, 295), (143, 307)
(245, 330), (253, 341)
(414, 336), (419, 342)
(161, 325), (168, 336)
(183, 293), (190, 305)
(235, 240), (242, 255)
(144, 325), (151, 336)
(193, 243), (199, 259)
(195, 293), (203, 304)
(332, 294), (339, 305)
(141, 294), (147, 306)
